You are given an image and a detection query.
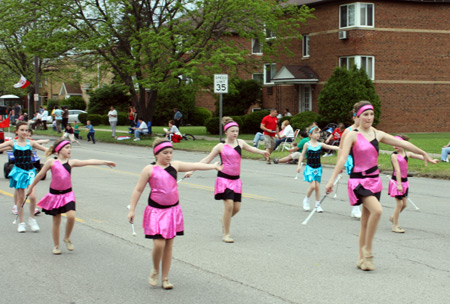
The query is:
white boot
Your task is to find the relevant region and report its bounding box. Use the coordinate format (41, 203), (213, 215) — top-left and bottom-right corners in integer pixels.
(316, 201), (323, 213)
(351, 205), (362, 219)
(303, 197), (310, 211)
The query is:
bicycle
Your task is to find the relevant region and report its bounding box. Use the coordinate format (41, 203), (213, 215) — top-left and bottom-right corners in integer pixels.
(182, 133), (195, 141)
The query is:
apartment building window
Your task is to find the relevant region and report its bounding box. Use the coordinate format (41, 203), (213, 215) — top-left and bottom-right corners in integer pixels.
(264, 63), (277, 84)
(302, 35), (310, 57)
(252, 73), (264, 84)
(300, 86), (312, 112)
(340, 55), (375, 80)
(252, 38), (262, 54)
(340, 3), (374, 28)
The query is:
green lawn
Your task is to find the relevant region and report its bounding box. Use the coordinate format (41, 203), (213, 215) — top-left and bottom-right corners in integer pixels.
(34, 126), (450, 179)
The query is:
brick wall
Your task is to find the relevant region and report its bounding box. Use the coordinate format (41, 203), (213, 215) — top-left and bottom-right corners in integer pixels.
(196, 1), (450, 132)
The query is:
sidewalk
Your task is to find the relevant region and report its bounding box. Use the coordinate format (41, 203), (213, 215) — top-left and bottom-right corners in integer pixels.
(90, 128), (442, 158)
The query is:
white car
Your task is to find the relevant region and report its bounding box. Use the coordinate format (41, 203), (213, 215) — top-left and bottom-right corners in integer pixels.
(68, 110), (87, 123)
(45, 109), (87, 124)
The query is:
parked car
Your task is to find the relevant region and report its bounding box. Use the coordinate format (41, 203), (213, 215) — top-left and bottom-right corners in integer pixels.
(45, 109), (87, 124)
(68, 110), (87, 123)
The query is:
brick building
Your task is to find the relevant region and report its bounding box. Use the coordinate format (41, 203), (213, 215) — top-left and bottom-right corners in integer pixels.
(197, 0), (450, 132)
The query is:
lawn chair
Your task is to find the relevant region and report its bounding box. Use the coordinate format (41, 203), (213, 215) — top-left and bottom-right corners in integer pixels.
(276, 129), (300, 151)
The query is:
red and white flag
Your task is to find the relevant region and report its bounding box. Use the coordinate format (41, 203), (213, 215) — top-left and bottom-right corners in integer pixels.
(13, 75), (31, 89)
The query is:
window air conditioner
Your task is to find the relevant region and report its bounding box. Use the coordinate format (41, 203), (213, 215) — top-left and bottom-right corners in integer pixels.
(339, 31), (348, 40)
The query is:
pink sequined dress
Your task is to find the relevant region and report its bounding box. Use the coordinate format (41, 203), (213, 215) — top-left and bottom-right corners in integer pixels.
(38, 160), (76, 215)
(143, 165), (184, 239)
(388, 152), (409, 197)
(214, 144), (242, 202)
(347, 133), (383, 206)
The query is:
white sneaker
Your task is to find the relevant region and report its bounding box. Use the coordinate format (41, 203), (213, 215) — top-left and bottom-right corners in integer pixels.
(351, 206), (362, 219)
(34, 208), (41, 216)
(133, 138), (140, 141)
(316, 203), (324, 213)
(303, 198), (310, 211)
(12, 205), (18, 215)
(28, 218), (40, 232)
(18, 222), (27, 233)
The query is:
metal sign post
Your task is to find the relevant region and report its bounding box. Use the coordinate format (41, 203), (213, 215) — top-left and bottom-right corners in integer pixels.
(214, 74), (228, 142)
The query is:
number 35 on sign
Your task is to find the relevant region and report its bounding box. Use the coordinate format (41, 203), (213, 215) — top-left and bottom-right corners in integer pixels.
(214, 74), (228, 94)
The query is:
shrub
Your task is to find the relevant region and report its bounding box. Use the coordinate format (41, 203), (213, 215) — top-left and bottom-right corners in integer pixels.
(213, 78), (261, 116)
(318, 66), (381, 126)
(66, 96), (87, 110)
(101, 115), (109, 125)
(117, 113), (128, 126)
(290, 111), (320, 131)
(78, 113), (88, 124)
(190, 107), (212, 126)
(87, 114), (102, 126)
(241, 110), (270, 134)
(205, 117), (220, 135)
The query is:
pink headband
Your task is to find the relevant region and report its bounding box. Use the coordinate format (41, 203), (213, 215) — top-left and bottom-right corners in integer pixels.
(153, 141), (173, 155)
(224, 122), (239, 131)
(394, 136), (404, 141)
(55, 140), (70, 153)
(356, 104), (374, 117)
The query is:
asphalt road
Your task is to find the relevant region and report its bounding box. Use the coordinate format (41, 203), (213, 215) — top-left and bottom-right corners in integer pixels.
(1, 138), (449, 304)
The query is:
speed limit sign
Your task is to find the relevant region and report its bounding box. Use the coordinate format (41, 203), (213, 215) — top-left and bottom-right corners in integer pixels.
(214, 74), (228, 94)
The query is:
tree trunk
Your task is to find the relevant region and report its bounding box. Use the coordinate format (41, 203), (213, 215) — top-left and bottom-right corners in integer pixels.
(134, 87), (157, 124)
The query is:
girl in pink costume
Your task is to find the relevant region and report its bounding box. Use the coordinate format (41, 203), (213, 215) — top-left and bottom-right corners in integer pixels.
(27, 140), (115, 255)
(326, 101), (437, 271)
(387, 134), (435, 233)
(128, 138), (222, 289)
(185, 117), (269, 243)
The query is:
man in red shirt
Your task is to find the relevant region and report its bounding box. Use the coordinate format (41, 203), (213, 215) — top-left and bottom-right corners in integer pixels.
(260, 109), (279, 164)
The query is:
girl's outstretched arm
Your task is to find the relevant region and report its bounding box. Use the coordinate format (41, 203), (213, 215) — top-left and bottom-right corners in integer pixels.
(0, 140), (13, 152)
(407, 152), (438, 163)
(70, 159), (116, 168)
(30, 141), (48, 152)
(26, 158), (54, 196)
(173, 161), (223, 173)
(378, 132), (437, 166)
(128, 166), (152, 224)
(321, 143), (340, 151)
(184, 143), (222, 178)
(241, 139), (269, 158)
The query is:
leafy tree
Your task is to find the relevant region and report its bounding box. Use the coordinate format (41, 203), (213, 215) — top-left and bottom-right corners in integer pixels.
(4, 0), (313, 123)
(152, 83), (196, 126)
(318, 66), (381, 126)
(87, 84), (131, 114)
(214, 78), (261, 116)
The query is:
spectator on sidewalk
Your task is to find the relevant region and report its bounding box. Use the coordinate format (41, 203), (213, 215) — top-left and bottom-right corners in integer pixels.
(260, 108), (279, 164)
(273, 120), (294, 151)
(131, 118), (148, 141)
(441, 140), (450, 162)
(62, 106), (69, 130)
(53, 106), (63, 133)
(86, 120), (96, 144)
(273, 131), (309, 164)
(108, 105), (118, 138)
(173, 108), (182, 129)
(324, 123), (345, 157)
